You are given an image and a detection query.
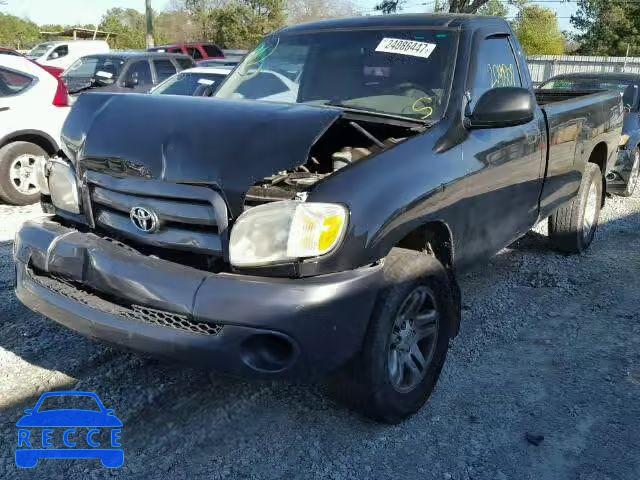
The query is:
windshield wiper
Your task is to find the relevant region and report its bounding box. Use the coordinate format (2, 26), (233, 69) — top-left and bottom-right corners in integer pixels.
(67, 78), (102, 95)
(319, 101), (432, 126)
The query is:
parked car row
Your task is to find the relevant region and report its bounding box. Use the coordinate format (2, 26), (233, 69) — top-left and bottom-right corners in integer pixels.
(0, 45), (236, 204)
(0, 54), (69, 205)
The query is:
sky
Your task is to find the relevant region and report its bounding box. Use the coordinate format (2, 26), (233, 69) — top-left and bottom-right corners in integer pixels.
(2, 0), (579, 31)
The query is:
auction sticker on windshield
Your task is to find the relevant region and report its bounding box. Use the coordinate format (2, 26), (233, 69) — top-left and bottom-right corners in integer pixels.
(375, 38), (436, 58)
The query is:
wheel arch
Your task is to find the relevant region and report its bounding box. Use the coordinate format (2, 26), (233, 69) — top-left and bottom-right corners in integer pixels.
(394, 220), (461, 337)
(0, 130), (59, 156)
(587, 141), (608, 206)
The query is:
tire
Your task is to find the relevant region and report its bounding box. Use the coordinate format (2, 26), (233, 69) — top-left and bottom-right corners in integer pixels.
(620, 147), (640, 197)
(548, 162), (602, 254)
(0, 141), (46, 205)
(330, 248), (456, 423)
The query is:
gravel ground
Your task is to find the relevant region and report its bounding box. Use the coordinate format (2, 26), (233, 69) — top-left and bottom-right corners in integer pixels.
(1, 192), (639, 480)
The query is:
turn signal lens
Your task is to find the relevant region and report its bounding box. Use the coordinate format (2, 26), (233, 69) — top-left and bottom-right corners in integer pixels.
(620, 134), (630, 147)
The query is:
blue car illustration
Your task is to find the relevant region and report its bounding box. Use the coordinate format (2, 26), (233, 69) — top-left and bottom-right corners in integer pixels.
(16, 391), (123, 468)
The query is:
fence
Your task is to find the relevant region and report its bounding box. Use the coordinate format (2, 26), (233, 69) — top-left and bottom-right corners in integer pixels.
(527, 55), (640, 85)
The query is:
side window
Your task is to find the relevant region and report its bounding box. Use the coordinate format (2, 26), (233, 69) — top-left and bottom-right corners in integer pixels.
(0, 68), (34, 97)
(471, 37), (522, 107)
(168, 47), (182, 54)
(203, 44), (223, 57)
(123, 61), (152, 87)
(176, 57), (195, 70)
(187, 47), (203, 60)
(49, 45), (68, 60)
(153, 59), (177, 82)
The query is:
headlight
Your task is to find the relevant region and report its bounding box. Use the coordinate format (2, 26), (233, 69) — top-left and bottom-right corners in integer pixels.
(48, 159), (80, 214)
(34, 157), (50, 195)
(229, 201), (348, 267)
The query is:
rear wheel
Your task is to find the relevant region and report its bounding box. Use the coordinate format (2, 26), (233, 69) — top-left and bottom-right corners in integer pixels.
(548, 162), (602, 254)
(0, 141), (46, 205)
(620, 147), (640, 197)
(330, 248), (455, 423)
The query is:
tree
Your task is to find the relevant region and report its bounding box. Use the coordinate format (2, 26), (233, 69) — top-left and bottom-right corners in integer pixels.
(571, 0), (640, 56)
(477, 0), (507, 17)
(0, 13), (40, 49)
(514, 5), (564, 55)
(374, 0), (403, 14)
(447, 0), (493, 13)
(377, 0), (522, 15)
(155, 9), (200, 44)
(99, 8), (147, 49)
(210, 0), (286, 48)
(287, 0), (358, 24)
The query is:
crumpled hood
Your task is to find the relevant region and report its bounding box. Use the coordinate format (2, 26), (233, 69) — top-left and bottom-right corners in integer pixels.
(61, 92), (341, 215)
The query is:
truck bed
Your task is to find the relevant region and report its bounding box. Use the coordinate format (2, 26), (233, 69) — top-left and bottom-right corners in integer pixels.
(536, 88), (623, 219)
(535, 89), (608, 106)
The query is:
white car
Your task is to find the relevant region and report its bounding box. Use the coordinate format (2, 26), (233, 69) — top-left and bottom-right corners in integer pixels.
(0, 55), (70, 205)
(26, 40), (110, 71)
(150, 66), (231, 96)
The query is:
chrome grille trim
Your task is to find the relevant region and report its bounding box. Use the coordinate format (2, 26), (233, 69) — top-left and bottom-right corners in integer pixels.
(92, 186), (217, 226)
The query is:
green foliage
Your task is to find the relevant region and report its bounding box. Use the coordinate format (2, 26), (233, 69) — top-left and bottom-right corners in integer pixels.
(210, 0), (286, 48)
(514, 5), (565, 55)
(477, 0), (507, 17)
(572, 0), (640, 56)
(99, 8), (147, 49)
(0, 13), (39, 49)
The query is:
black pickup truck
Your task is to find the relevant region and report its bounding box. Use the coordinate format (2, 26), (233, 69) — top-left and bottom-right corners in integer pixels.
(16, 14), (623, 423)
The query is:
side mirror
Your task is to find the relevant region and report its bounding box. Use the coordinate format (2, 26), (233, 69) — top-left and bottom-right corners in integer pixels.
(49, 52), (60, 60)
(24, 409), (35, 415)
(105, 409), (115, 415)
(124, 73), (139, 88)
(467, 87), (535, 129)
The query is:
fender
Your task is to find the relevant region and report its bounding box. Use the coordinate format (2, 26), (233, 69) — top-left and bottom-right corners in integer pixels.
(0, 129), (59, 154)
(308, 123), (467, 274)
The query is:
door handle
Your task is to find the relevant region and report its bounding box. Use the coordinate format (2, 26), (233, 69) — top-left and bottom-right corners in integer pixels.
(0, 107), (9, 112)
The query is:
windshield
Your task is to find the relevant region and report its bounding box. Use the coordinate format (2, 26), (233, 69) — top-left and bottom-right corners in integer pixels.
(152, 71), (228, 96)
(27, 42), (54, 59)
(63, 56), (125, 80)
(540, 77), (639, 108)
(215, 29), (458, 121)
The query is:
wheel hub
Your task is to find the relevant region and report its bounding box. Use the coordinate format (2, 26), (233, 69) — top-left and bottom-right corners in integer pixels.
(10, 154), (40, 195)
(583, 180), (598, 241)
(387, 286), (440, 393)
(629, 151), (640, 193)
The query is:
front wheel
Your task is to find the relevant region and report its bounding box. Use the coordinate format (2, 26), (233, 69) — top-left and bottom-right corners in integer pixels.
(0, 141), (46, 205)
(331, 248), (455, 423)
(548, 162), (602, 254)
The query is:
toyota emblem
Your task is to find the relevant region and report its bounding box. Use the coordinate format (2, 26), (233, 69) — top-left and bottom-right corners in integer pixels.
(130, 206), (159, 233)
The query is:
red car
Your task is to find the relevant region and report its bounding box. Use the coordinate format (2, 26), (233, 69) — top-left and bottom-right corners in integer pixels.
(147, 42), (224, 62)
(0, 47), (64, 78)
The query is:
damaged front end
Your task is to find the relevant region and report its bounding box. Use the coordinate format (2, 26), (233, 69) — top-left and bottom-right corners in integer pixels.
(42, 92), (421, 276)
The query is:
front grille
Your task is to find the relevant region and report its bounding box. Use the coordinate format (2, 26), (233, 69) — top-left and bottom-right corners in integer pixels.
(83, 171), (228, 257)
(29, 268), (223, 336)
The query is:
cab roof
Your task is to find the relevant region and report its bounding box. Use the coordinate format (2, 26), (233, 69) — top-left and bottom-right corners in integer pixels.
(279, 13), (509, 34)
(87, 51), (192, 60)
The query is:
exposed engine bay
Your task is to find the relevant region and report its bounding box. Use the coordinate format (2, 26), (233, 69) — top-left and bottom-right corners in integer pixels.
(244, 117), (421, 206)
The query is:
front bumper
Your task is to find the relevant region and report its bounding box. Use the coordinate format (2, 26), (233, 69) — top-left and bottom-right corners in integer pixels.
(14, 218), (382, 379)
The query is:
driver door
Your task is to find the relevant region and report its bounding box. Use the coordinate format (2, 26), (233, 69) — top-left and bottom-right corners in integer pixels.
(460, 34), (546, 261)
